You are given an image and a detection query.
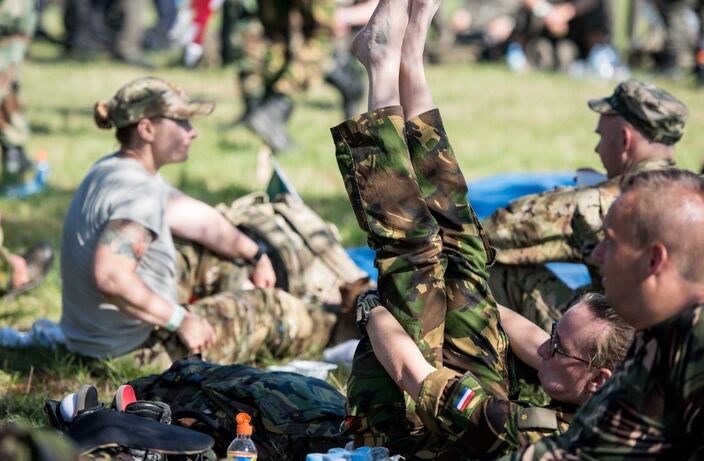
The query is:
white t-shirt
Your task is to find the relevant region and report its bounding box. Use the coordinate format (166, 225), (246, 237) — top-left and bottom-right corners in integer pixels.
(60, 153), (178, 359)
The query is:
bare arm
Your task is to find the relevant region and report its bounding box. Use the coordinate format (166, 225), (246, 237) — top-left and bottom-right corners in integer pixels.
(521, 0), (599, 35)
(93, 219), (215, 353)
(498, 304), (548, 370)
(366, 306), (436, 401)
(166, 193), (276, 287)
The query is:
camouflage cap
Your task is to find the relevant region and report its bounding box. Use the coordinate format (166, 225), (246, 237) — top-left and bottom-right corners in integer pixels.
(588, 79), (688, 145)
(105, 77), (214, 128)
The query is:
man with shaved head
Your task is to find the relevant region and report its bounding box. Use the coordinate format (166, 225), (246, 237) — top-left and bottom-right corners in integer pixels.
(501, 168), (704, 459)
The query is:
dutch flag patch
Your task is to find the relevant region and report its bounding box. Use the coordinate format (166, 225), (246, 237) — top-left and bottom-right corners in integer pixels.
(454, 386), (476, 412)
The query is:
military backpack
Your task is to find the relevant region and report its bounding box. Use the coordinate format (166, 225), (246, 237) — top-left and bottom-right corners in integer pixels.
(127, 358), (351, 461)
(218, 192), (367, 309)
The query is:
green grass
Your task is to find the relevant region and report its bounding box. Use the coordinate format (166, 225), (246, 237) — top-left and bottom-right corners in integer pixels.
(3, 32), (704, 426)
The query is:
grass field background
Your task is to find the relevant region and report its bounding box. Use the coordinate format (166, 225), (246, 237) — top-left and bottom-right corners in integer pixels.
(3, 8), (704, 425)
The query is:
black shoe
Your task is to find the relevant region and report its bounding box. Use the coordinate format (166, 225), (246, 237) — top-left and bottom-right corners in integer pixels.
(2, 242), (54, 301)
(229, 96), (263, 128)
(243, 94), (293, 153)
(125, 401), (172, 424)
(325, 55), (365, 119)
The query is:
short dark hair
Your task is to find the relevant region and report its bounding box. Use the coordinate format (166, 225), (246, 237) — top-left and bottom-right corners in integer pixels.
(115, 125), (138, 145)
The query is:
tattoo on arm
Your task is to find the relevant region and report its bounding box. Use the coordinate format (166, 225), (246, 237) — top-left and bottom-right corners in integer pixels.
(99, 220), (155, 262)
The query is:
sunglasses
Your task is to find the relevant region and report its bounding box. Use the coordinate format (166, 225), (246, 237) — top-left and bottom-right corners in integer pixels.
(550, 320), (592, 366)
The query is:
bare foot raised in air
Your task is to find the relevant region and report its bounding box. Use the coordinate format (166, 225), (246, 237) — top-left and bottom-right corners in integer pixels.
(400, 0), (442, 119)
(403, 0), (442, 59)
(352, 0), (410, 110)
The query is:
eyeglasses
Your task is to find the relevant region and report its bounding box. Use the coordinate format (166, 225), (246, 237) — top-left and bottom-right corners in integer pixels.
(550, 320), (592, 366)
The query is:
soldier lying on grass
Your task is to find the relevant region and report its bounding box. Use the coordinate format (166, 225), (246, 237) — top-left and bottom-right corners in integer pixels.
(334, 0), (704, 458)
(330, 0), (633, 457)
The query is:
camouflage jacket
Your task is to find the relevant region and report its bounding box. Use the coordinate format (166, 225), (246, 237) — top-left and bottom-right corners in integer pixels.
(482, 159), (678, 273)
(501, 304), (704, 460)
(416, 367), (574, 459)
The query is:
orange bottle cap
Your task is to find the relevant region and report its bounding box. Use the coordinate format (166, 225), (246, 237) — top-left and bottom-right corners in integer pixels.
(236, 412), (253, 436)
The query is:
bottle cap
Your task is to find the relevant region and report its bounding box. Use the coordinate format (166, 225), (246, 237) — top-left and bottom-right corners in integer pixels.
(236, 412), (253, 436)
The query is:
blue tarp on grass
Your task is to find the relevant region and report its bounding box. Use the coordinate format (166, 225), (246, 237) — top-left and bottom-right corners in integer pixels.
(346, 172), (592, 290)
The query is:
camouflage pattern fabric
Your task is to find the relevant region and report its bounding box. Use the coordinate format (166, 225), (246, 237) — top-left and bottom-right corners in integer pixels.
(0, 0), (35, 151)
(483, 158), (677, 332)
(489, 263), (582, 333)
(222, 0), (334, 101)
(103, 76), (215, 129)
(128, 358), (350, 460)
(332, 107), (511, 449)
(501, 304), (704, 460)
(415, 367), (574, 459)
(405, 109), (511, 396)
(124, 240), (336, 371)
(0, 422), (79, 461)
(588, 79), (689, 145)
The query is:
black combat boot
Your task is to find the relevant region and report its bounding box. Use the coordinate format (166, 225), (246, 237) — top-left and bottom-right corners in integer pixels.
(243, 93), (293, 153)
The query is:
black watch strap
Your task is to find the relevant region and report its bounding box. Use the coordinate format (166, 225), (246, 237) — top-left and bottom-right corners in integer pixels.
(356, 289), (381, 333)
(250, 244), (266, 264)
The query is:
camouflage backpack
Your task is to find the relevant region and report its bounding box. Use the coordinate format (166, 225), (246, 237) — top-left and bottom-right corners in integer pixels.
(127, 358), (350, 461)
(217, 192), (368, 308)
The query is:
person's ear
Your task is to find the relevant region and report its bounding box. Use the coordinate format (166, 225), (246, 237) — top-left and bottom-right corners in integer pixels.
(648, 242), (668, 277)
(136, 118), (156, 142)
(589, 367), (612, 393)
(621, 124), (633, 153)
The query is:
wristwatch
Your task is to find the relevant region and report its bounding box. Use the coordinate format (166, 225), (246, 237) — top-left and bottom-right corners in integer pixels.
(356, 289), (382, 333)
(249, 242), (267, 264)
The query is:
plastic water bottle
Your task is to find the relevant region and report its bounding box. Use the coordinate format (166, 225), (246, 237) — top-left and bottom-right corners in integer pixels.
(227, 413), (257, 460)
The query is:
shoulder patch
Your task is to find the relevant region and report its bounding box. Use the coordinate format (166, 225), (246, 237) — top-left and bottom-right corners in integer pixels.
(516, 407), (558, 431)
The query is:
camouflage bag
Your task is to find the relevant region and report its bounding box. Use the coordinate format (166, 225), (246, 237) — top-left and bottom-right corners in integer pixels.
(128, 358), (351, 461)
(217, 192), (368, 308)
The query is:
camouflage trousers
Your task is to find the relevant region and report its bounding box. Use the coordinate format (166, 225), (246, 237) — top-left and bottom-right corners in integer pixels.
(488, 263), (583, 333)
(332, 107), (512, 449)
(125, 239), (337, 371)
(221, 0), (334, 101)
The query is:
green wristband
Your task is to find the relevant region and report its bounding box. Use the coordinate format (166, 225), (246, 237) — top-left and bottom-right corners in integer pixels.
(165, 304), (186, 332)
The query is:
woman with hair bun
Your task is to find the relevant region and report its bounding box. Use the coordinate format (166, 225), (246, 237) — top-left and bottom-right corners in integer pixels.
(60, 77), (332, 368)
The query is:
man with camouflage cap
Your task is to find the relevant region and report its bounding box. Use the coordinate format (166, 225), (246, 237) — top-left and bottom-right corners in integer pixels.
(484, 78), (687, 332)
(60, 76), (337, 369)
